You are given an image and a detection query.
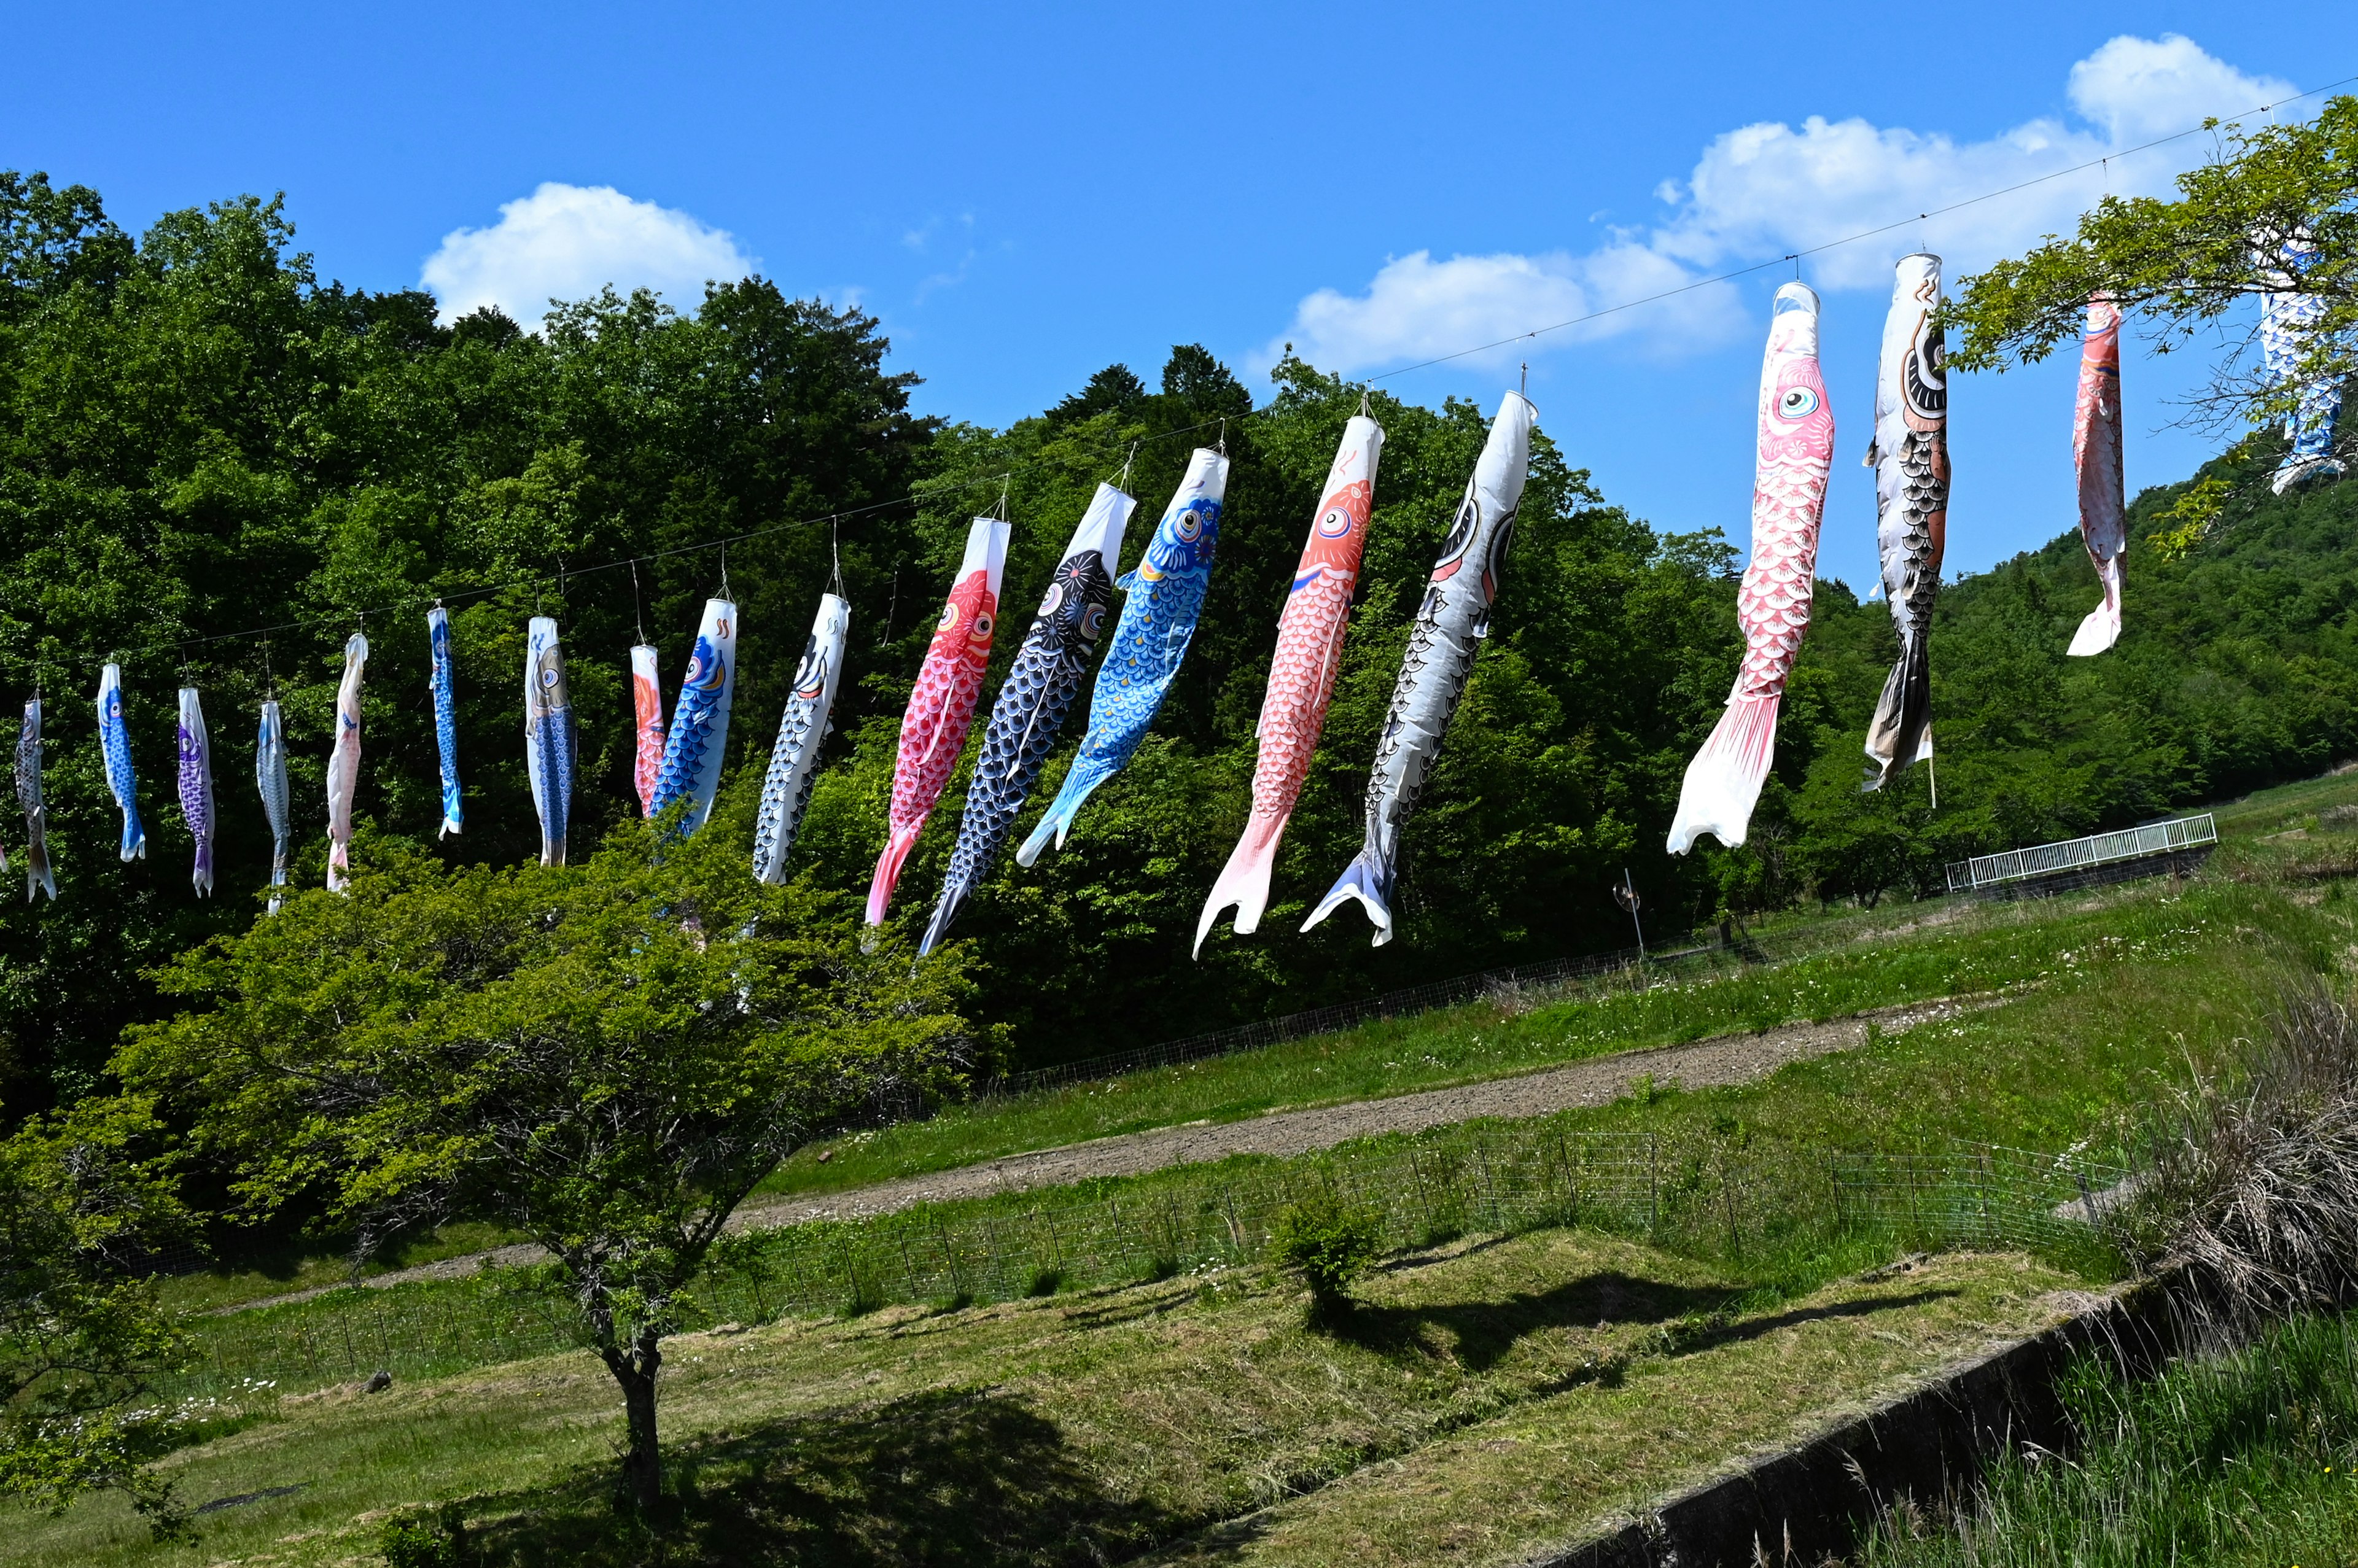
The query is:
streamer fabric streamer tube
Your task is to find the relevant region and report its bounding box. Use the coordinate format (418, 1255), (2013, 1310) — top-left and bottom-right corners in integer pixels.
(1667, 282), (1835, 853)
(524, 616), (577, 866)
(920, 485), (1130, 955)
(2068, 294), (2126, 657)
(753, 593), (850, 885)
(866, 517), (1010, 925)
(1196, 412), (1383, 955)
(1861, 254), (1949, 792)
(325, 633), (367, 891)
(1307, 390), (1537, 944)
(428, 605), (463, 836)
(96, 663), (144, 862)
(17, 699), (53, 901)
(629, 644), (663, 817)
(256, 699), (290, 913)
(1019, 449), (1228, 867)
(177, 687), (215, 896)
(2259, 230), (2344, 494)
(649, 600), (738, 838)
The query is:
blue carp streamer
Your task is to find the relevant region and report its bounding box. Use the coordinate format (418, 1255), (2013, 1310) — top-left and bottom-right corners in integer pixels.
(2259, 229), (2345, 493)
(97, 663), (144, 862)
(524, 616), (577, 866)
(17, 699), (53, 901)
(429, 605), (463, 837)
(920, 483), (1132, 957)
(257, 699), (290, 913)
(650, 599), (739, 838)
(753, 593), (849, 884)
(1018, 449), (1228, 867)
(177, 686), (216, 896)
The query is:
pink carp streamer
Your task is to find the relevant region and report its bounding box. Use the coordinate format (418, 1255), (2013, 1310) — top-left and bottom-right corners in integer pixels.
(1669, 282), (1834, 853)
(325, 632), (367, 891)
(865, 517), (1009, 926)
(629, 643), (663, 815)
(1196, 411), (1384, 956)
(2068, 294), (2125, 656)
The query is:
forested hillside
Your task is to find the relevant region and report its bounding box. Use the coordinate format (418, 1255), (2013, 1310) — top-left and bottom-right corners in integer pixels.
(0, 171), (2352, 1110)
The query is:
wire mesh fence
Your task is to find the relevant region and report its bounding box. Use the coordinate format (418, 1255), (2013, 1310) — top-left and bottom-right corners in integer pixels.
(172, 1122), (2128, 1401)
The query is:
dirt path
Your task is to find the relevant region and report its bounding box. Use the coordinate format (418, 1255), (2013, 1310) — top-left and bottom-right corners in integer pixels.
(219, 992), (2004, 1314)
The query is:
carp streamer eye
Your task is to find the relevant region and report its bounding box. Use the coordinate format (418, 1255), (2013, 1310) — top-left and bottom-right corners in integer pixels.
(1316, 505), (1353, 538)
(1175, 509), (1202, 541)
(970, 611), (993, 640)
(1081, 604), (1107, 639)
(937, 602), (960, 632)
(1039, 582), (1066, 616)
(1778, 387), (1820, 419)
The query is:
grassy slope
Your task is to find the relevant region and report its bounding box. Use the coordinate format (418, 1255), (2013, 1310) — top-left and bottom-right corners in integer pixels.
(17, 1240), (2084, 1568)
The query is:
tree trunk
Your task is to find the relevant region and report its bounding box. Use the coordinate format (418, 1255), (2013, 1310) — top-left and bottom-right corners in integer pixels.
(602, 1332), (665, 1509)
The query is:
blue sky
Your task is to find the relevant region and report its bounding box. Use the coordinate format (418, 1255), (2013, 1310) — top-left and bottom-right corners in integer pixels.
(8, 2), (2357, 591)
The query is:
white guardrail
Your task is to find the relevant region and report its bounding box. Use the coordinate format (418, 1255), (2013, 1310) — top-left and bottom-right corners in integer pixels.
(1944, 813), (2219, 895)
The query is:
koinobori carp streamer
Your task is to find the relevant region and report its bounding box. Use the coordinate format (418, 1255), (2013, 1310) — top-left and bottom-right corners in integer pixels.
(753, 592), (850, 885)
(649, 600), (739, 838)
(1861, 254), (1950, 793)
(257, 699), (290, 912)
(2257, 228), (2344, 495)
(429, 605), (463, 836)
(325, 632), (367, 890)
(177, 686), (215, 896)
(2068, 294), (2126, 657)
(920, 484), (1130, 955)
(97, 663), (144, 863)
(866, 517), (1009, 926)
(1196, 410), (1384, 955)
(17, 699), (53, 901)
(1668, 282), (1834, 853)
(1018, 449), (1228, 867)
(524, 616), (576, 866)
(629, 643), (663, 817)
(1307, 390), (1536, 944)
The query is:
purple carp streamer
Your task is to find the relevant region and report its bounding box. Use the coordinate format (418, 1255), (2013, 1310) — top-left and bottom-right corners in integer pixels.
(1305, 390), (1536, 944)
(17, 700), (53, 901)
(1861, 254), (1949, 792)
(177, 686), (215, 896)
(2259, 229), (2345, 494)
(257, 699), (289, 913)
(326, 633), (367, 891)
(920, 484), (1132, 957)
(1668, 283), (1835, 853)
(753, 592), (850, 885)
(524, 616), (576, 866)
(650, 600), (739, 838)
(2068, 294), (2126, 656)
(97, 663), (144, 862)
(429, 605), (463, 836)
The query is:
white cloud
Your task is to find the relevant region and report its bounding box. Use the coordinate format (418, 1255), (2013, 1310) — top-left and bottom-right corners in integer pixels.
(421, 183), (758, 327)
(1273, 34), (2294, 373)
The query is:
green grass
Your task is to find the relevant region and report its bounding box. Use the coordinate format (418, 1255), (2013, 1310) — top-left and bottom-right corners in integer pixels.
(1858, 1305), (2358, 1568)
(4, 1235), (2095, 1568)
(157, 1222), (517, 1315)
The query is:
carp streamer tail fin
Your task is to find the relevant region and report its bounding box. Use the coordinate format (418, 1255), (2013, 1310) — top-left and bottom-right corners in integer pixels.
(2067, 556), (2123, 657)
(917, 875), (970, 958)
(1195, 815), (1287, 958)
(1667, 693), (1781, 853)
(866, 825), (925, 926)
(1862, 635), (1932, 792)
(1014, 763), (1107, 867)
(1300, 849), (1396, 947)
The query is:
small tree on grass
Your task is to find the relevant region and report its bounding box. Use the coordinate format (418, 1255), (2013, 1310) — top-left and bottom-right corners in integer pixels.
(0, 1096), (192, 1535)
(1269, 1188), (1383, 1320)
(119, 823), (973, 1510)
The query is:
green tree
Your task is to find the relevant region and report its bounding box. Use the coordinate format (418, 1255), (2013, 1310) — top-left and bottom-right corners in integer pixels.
(0, 1096), (190, 1534)
(1948, 96), (2356, 444)
(116, 810), (974, 1507)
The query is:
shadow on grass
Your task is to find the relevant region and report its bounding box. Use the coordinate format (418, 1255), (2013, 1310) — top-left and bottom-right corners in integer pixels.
(442, 1387), (1193, 1567)
(1326, 1271), (1963, 1373)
